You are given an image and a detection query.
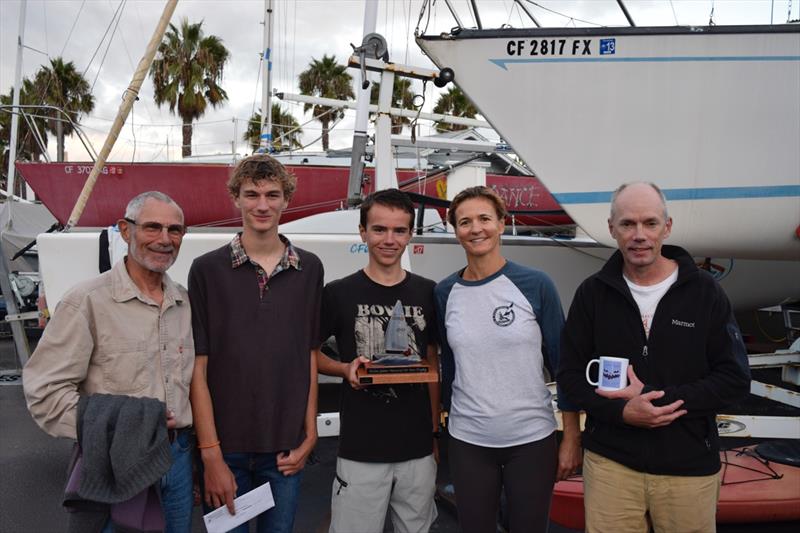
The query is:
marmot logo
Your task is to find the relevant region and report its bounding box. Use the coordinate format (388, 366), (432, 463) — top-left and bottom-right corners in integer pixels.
(493, 303), (515, 327)
(672, 319), (695, 328)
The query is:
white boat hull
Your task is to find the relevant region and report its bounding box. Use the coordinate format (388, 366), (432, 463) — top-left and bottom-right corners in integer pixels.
(418, 25), (800, 260)
(37, 229), (799, 314)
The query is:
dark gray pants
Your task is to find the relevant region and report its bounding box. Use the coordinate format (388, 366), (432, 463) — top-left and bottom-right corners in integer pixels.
(448, 432), (557, 533)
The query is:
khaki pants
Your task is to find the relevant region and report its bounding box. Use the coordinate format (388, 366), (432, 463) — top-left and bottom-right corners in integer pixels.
(583, 450), (720, 533)
(329, 455), (437, 533)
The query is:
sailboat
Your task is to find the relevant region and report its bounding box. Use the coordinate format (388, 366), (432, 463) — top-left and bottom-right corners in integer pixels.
(416, 19), (800, 261)
(414, 3), (800, 527)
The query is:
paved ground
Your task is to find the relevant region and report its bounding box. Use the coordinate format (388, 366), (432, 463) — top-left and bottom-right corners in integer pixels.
(0, 338), (465, 533)
(2, 337), (796, 533)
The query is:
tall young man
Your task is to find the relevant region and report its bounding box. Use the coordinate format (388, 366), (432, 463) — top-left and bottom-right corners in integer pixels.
(315, 189), (440, 533)
(189, 155), (323, 533)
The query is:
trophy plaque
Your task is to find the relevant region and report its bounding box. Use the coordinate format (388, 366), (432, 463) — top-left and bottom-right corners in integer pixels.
(356, 300), (438, 385)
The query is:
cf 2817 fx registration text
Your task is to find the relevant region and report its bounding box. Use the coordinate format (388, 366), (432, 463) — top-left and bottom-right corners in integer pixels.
(506, 39), (592, 56)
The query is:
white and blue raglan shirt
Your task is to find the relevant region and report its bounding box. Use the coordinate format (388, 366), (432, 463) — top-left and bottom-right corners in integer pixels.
(435, 261), (575, 448)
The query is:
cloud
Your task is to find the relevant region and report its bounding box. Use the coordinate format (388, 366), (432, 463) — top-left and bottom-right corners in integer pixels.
(1, 0), (791, 162)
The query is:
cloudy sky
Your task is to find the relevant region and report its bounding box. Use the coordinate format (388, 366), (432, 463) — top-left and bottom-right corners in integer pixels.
(0, 0), (794, 162)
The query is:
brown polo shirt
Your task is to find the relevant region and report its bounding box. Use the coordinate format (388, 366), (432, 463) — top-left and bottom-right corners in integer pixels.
(188, 234), (323, 453)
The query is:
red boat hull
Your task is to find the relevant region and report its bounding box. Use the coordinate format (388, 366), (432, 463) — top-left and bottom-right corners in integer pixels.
(15, 162), (572, 228)
(550, 446), (800, 529)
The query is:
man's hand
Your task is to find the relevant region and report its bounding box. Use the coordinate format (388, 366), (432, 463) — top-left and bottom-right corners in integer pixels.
(556, 432), (582, 480)
(277, 434), (318, 476)
(201, 449), (238, 514)
(595, 365), (644, 401)
(622, 390), (687, 428)
(345, 356), (370, 389)
(165, 409), (177, 430)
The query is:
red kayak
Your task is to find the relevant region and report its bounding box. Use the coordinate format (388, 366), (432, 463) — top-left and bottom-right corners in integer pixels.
(550, 445), (800, 529)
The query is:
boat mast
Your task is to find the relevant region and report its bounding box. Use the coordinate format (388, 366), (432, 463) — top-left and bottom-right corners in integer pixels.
(259, 0), (274, 153)
(346, 1), (379, 205)
(65, 0), (179, 230)
(5, 0), (27, 201)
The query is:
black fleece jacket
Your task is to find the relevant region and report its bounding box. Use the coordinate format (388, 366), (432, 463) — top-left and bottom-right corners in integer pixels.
(557, 245), (750, 476)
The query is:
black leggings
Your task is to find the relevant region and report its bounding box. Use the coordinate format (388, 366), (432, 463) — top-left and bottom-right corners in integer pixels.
(448, 432), (557, 533)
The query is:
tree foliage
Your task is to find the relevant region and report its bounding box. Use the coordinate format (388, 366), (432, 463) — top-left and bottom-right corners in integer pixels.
(432, 85), (477, 132)
(298, 55), (353, 151)
(150, 18), (230, 157)
(243, 103), (303, 153)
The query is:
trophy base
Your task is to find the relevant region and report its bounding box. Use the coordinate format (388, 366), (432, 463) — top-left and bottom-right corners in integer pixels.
(356, 361), (439, 385)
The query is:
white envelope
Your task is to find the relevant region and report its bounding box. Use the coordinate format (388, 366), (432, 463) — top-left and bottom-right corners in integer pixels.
(203, 482), (275, 533)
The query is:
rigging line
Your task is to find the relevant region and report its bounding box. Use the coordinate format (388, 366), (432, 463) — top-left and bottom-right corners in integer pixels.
(668, 0), (680, 25)
(385, 0), (390, 37)
(414, 0), (430, 35)
(22, 44), (49, 57)
(291, 0), (297, 96)
(283, 1), (290, 94)
(251, 56), (262, 118)
(60, 0), (87, 65)
(522, 0), (604, 27)
(390, 0), (397, 56)
(299, 113), (344, 150)
(465, 0), (476, 27)
(131, 99), (136, 163)
(43, 1), (49, 56)
(505, 0), (517, 27)
(82, 0), (125, 78)
(114, 2), (156, 125)
(91, 0), (127, 94)
(404, 0), (413, 64)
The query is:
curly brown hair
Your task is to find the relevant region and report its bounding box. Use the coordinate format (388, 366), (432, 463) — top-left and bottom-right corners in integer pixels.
(447, 186), (508, 227)
(227, 154), (297, 200)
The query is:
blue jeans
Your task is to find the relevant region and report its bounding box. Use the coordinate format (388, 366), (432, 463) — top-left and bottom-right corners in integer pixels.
(202, 452), (303, 533)
(102, 430), (194, 533)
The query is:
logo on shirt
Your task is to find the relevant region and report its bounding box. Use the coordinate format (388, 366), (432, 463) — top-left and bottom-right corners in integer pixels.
(671, 319), (695, 328)
(492, 302), (515, 327)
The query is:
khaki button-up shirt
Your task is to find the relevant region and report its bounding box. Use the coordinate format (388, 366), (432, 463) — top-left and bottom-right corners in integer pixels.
(23, 259), (195, 439)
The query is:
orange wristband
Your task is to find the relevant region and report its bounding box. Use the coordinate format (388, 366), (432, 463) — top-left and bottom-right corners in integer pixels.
(197, 440), (220, 450)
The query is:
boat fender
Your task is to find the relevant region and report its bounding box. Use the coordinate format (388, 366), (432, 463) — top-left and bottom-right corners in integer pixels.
(98, 229), (111, 273)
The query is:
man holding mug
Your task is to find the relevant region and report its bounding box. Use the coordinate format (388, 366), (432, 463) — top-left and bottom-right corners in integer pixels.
(557, 182), (750, 532)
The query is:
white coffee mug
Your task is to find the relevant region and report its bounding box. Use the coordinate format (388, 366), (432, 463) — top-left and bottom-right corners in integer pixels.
(585, 356), (629, 391)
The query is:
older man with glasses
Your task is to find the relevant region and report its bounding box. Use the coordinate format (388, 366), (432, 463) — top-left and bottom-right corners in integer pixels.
(24, 191), (195, 532)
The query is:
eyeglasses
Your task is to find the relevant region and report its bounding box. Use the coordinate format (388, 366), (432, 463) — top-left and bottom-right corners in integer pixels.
(123, 218), (186, 237)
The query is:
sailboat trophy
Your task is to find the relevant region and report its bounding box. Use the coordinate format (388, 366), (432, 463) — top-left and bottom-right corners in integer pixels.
(356, 300), (438, 385)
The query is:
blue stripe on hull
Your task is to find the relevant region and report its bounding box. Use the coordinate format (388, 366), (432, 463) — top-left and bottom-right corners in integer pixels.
(490, 55), (800, 69)
(554, 185), (800, 205)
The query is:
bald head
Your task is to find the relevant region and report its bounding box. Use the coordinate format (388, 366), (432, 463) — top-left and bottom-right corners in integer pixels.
(609, 182), (668, 223)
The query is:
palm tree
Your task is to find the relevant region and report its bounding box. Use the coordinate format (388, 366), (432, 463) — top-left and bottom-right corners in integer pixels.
(369, 78), (415, 134)
(150, 18), (229, 157)
(243, 103), (303, 153)
(1, 79), (49, 162)
(298, 55), (353, 151)
(432, 85), (478, 132)
(31, 57), (94, 161)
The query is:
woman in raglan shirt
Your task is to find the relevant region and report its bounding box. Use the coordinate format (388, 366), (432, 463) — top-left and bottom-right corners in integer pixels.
(434, 186), (581, 533)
